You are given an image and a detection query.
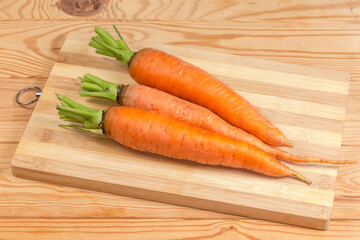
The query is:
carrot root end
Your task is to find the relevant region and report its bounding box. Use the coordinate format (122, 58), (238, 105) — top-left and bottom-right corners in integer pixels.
(291, 171), (312, 185)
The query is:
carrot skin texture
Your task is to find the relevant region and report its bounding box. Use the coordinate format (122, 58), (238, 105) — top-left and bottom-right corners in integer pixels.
(128, 48), (292, 148)
(103, 106), (297, 179)
(118, 84), (354, 165)
(56, 94), (311, 183)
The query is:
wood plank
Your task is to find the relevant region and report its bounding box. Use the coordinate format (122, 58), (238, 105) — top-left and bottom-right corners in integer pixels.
(0, 162), (356, 220)
(13, 139), (337, 204)
(12, 158), (334, 231)
(0, 166), (231, 219)
(333, 164), (360, 219)
(0, 218), (359, 240)
(3, 21), (360, 80)
(0, 1), (359, 237)
(0, 144), (17, 170)
(0, 0), (359, 23)
(1, 21), (359, 221)
(10, 31), (351, 230)
(333, 89), (360, 218)
(0, 77), (45, 142)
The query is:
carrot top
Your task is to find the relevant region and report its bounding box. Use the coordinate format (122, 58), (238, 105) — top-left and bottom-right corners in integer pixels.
(56, 94), (104, 135)
(89, 26), (135, 66)
(79, 73), (122, 103)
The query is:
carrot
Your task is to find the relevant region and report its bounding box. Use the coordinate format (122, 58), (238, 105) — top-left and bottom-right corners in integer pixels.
(56, 94), (311, 184)
(78, 73), (356, 165)
(89, 25), (292, 148)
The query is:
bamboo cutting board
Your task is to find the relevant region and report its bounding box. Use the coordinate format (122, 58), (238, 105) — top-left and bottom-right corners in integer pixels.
(11, 31), (350, 230)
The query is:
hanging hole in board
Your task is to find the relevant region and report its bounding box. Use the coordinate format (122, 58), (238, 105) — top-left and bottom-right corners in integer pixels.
(15, 86), (42, 106)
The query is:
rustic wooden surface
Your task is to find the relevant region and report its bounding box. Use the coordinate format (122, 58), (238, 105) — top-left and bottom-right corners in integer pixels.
(1, 0), (360, 238)
(12, 31), (350, 230)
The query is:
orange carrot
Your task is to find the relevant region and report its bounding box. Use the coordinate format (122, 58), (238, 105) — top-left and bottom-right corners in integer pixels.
(56, 95), (311, 184)
(89, 25), (292, 147)
(79, 74), (356, 165)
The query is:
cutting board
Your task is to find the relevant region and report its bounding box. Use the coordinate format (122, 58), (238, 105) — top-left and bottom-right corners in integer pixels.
(11, 31), (350, 230)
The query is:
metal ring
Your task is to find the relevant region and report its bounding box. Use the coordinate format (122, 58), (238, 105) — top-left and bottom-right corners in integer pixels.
(15, 86), (42, 105)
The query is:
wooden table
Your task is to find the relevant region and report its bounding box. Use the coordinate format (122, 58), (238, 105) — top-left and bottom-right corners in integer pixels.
(1, 0), (360, 238)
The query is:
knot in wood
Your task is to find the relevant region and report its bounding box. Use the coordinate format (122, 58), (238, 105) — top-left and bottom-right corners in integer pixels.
(58, 0), (109, 16)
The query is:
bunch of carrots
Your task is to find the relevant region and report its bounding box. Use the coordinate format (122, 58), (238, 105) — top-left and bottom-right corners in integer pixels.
(57, 25), (356, 185)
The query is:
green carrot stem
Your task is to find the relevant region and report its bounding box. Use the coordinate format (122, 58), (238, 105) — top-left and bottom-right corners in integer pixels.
(91, 37), (130, 66)
(95, 49), (117, 58)
(81, 82), (104, 92)
(79, 74), (120, 103)
(116, 40), (127, 51)
(60, 117), (83, 124)
(89, 37), (109, 51)
(89, 41), (116, 58)
(113, 25), (131, 51)
(59, 111), (86, 122)
(94, 27), (117, 47)
(90, 26), (135, 67)
(79, 91), (115, 101)
(58, 125), (103, 135)
(57, 105), (94, 118)
(83, 73), (114, 88)
(56, 94), (103, 131)
(57, 94), (95, 112)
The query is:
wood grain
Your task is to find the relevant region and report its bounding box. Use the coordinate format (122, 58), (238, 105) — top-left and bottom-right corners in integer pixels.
(0, 21), (359, 216)
(0, 5), (359, 236)
(0, 167), (234, 219)
(11, 31), (352, 230)
(3, 21), (360, 81)
(0, 219), (359, 240)
(1, 0), (360, 23)
(1, 21), (359, 216)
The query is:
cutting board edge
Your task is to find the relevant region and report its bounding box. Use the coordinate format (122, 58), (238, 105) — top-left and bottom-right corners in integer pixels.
(11, 164), (331, 230)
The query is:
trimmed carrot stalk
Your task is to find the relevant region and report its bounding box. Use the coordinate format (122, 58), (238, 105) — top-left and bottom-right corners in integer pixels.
(89, 26), (292, 148)
(56, 95), (311, 184)
(78, 74), (356, 165)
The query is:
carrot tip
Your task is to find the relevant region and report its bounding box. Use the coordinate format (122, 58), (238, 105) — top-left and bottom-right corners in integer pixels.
(322, 159), (359, 164)
(282, 138), (293, 148)
(273, 136), (293, 148)
(311, 158), (358, 165)
(291, 171), (312, 185)
(342, 160), (359, 164)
